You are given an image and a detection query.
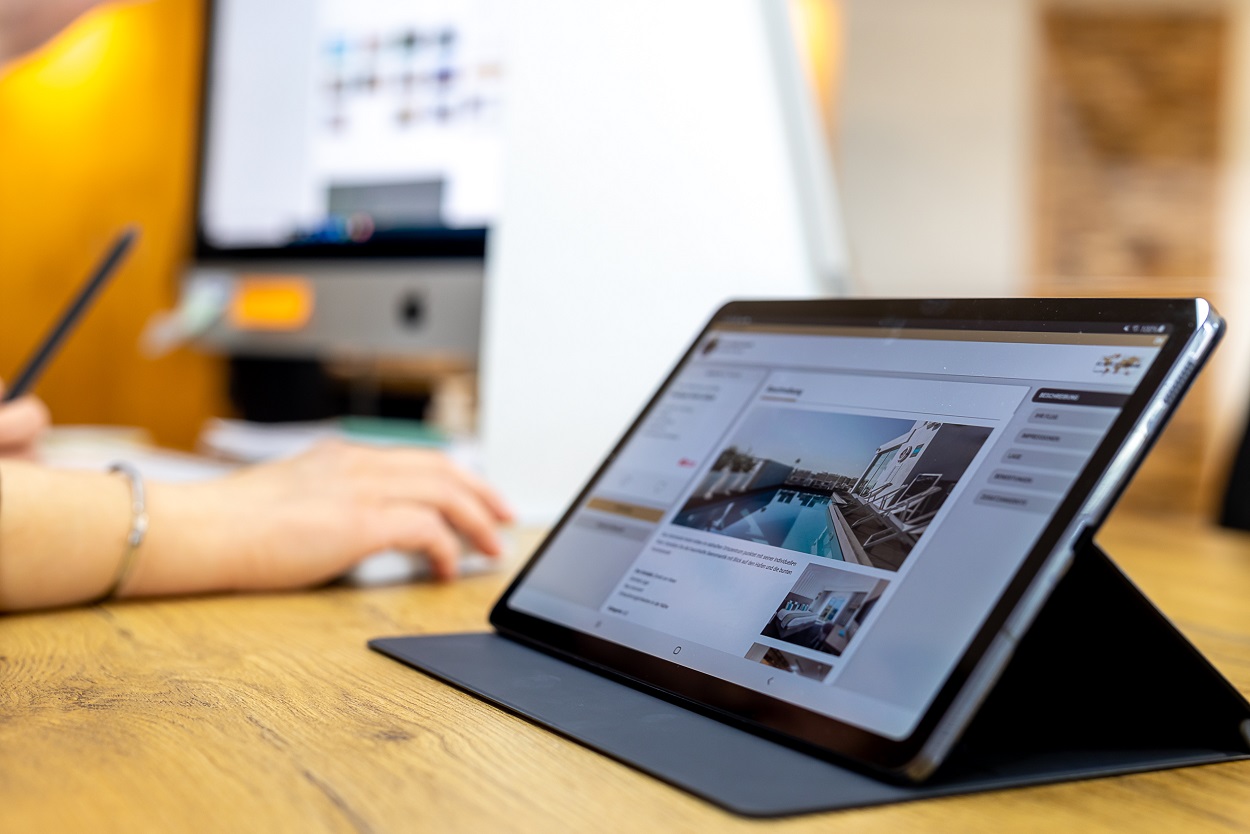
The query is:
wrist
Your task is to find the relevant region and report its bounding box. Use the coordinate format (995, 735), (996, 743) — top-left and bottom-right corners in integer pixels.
(119, 480), (240, 598)
(0, 462), (130, 610)
(99, 463), (148, 600)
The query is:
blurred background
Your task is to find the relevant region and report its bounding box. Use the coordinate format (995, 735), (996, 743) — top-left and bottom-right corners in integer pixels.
(1, 0), (1245, 521)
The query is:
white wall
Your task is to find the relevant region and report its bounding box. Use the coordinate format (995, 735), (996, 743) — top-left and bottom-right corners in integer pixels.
(481, 0), (848, 522)
(837, 0), (1034, 297)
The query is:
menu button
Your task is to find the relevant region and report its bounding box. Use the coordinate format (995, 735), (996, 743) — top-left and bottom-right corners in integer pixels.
(1032, 388), (1129, 409)
(975, 490), (1059, 515)
(1015, 428), (1099, 452)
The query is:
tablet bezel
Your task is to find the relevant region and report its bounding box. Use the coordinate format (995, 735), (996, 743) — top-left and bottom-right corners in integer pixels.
(489, 297), (1220, 779)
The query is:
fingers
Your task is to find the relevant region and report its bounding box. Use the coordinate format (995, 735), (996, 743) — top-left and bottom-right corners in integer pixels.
(367, 446), (514, 524)
(320, 442), (513, 535)
(374, 456), (511, 561)
(375, 470), (508, 557)
(299, 440), (515, 574)
(0, 0), (107, 62)
(0, 394), (51, 457)
(371, 503), (463, 580)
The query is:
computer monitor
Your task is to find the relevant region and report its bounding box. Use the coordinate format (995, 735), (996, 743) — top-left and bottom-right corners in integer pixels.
(188, 0), (506, 361)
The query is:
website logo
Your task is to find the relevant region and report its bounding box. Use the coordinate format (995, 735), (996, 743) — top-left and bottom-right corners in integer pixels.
(1093, 353), (1142, 377)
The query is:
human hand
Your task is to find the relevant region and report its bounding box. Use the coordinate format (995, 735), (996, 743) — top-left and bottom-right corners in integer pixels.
(0, 0), (106, 64)
(0, 380), (50, 458)
(141, 440), (515, 594)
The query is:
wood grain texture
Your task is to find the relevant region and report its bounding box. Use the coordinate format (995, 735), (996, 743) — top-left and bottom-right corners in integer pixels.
(2, 516), (1250, 832)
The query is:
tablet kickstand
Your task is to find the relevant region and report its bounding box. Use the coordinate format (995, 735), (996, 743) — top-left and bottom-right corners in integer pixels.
(369, 541), (1250, 817)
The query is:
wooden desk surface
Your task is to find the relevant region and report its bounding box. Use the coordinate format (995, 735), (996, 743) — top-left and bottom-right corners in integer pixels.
(4, 514), (1250, 833)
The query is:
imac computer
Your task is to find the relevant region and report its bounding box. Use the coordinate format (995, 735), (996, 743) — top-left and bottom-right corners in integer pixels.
(188, 0), (505, 364)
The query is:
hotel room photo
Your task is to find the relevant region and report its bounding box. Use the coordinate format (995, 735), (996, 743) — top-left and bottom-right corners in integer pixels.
(758, 562), (889, 659)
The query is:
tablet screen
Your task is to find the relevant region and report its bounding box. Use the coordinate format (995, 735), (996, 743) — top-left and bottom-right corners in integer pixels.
(493, 300), (1213, 770)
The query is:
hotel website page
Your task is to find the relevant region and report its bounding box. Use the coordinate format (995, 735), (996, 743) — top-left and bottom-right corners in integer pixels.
(506, 324), (1168, 739)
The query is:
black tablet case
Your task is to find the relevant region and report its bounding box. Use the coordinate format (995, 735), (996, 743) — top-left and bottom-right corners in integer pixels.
(370, 542), (1250, 817)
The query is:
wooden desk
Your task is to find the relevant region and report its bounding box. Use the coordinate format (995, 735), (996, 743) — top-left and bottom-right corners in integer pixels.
(3, 514), (1249, 832)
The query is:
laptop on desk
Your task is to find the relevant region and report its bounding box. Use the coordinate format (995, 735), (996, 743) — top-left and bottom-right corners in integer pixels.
(371, 298), (1250, 816)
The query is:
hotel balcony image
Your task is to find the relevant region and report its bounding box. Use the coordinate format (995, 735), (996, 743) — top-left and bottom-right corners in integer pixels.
(673, 421), (991, 572)
(825, 422), (992, 571)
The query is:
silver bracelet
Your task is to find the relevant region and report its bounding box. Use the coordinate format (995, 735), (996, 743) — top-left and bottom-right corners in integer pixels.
(102, 462), (149, 600)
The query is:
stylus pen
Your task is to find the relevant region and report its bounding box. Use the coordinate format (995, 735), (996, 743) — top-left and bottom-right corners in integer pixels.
(2, 226), (139, 402)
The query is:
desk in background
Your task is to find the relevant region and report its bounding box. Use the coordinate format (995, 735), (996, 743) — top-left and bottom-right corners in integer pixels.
(3, 514), (1249, 832)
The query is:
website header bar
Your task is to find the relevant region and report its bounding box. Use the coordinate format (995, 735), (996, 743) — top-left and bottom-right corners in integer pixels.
(698, 329), (1162, 387)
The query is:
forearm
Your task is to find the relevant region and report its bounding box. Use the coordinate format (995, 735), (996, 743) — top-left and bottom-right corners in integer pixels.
(0, 461), (133, 609)
(0, 442), (512, 611)
(0, 463), (237, 610)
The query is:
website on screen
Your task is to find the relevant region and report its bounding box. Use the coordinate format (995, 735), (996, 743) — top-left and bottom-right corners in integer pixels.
(507, 324), (1165, 737)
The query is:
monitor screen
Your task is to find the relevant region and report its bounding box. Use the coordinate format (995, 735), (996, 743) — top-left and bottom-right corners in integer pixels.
(195, 0), (506, 260)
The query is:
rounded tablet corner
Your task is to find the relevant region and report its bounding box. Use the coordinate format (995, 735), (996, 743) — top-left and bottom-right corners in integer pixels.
(1240, 719), (1250, 750)
(712, 298), (752, 320)
(898, 753), (940, 784)
(1194, 297), (1212, 322)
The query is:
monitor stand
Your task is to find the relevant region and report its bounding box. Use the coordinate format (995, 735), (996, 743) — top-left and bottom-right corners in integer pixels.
(370, 542), (1250, 817)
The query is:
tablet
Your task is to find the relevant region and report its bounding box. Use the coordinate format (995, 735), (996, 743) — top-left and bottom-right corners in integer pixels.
(489, 298), (1222, 781)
